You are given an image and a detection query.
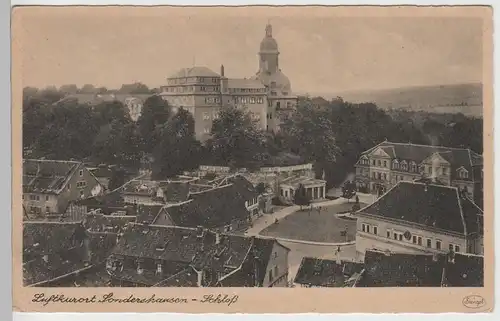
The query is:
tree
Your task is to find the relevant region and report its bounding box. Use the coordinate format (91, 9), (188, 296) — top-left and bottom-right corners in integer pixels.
(256, 182), (267, 195)
(293, 183), (311, 210)
(119, 82), (150, 94)
(108, 167), (126, 191)
(137, 95), (171, 152)
(280, 103), (341, 177)
(342, 180), (357, 202)
(207, 105), (267, 169)
(59, 84), (79, 95)
(152, 108), (201, 179)
(80, 84), (97, 94)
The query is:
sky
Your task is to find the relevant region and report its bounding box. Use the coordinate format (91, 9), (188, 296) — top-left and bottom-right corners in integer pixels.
(14, 6), (485, 94)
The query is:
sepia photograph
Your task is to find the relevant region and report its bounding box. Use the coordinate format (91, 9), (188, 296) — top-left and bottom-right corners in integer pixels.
(11, 5), (493, 313)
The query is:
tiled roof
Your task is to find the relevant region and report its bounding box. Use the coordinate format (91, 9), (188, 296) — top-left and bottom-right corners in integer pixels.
(227, 78), (266, 89)
(135, 204), (164, 225)
(83, 213), (136, 233)
(110, 225), (254, 280)
(166, 182), (255, 229)
(294, 257), (364, 287)
(358, 181), (483, 234)
(153, 267), (199, 287)
(23, 222), (90, 286)
(169, 66), (220, 79)
(444, 253), (484, 287)
(164, 182), (190, 203)
(23, 159), (82, 194)
(121, 180), (160, 196)
(362, 141), (482, 181)
(358, 250), (484, 287)
(108, 224), (287, 287)
(359, 250), (444, 287)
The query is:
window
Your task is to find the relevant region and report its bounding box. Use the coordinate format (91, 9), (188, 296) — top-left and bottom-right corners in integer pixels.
(428, 166), (432, 174)
(401, 161), (408, 171)
(449, 244), (454, 252)
(361, 224), (366, 232)
(250, 97), (256, 104)
(257, 97), (264, 104)
(383, 161), (387, 167)
(372, 160), (376, 166)
(387, 230), (391, 238)
(418, 236), (422, 246)
(377, 160), (381, 166)
(274, 252), (278, 259)
(372, 172), (376, 179)
(393, 159), (399, 169)
(393, 233), (398, 240)
(203, 112), (210, 120)
(442, 167), (447, 175)
(398, 234), (403, 241)
(412, 235), (417, 244)
(45, 195), (49, 201)
(427, 239), (432, 248)
(79, 190), (84, 197)
(373, 226), (378, 235)
(274, 266), (278, 277)
(45, 206), (50, 213)
(157, 263), (162, 273)
(79, 169), (83, 176)
(454, 245), (460, 253)
(410, 162), (417, 172)
(366, 225), (370, 234)
(458, 169), (469, 179)
(436, 240), (442, 250)
(269, 270), (273, 283)
(76, 181), (87, 189)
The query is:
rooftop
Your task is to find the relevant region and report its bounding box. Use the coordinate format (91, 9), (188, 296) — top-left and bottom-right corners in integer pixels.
(23, 159), (82, 194)
(294, 257), (364, 287)
(358, 181), (483, 235)
(169, 66), (220, 79)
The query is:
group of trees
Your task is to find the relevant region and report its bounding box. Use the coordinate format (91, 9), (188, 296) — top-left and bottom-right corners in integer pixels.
(23, 86), (483, 186)
(23, 82), (158, 98)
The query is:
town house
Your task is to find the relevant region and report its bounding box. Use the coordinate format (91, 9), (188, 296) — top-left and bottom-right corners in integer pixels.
(105, 224), (290, 287)
(354, 181), (484, 261)
(23, 159), (104, 217)
(154, 175), (260, 232)
(354, 141), (483, 205)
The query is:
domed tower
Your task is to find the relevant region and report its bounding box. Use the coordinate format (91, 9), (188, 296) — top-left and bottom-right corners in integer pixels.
(259, 24), (279, 74)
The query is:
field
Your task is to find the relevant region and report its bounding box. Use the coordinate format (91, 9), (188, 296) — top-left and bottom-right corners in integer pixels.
(259, 202), (367, 243)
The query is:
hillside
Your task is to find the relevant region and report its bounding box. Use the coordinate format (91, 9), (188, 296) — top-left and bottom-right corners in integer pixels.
(306, 83), (483, 117)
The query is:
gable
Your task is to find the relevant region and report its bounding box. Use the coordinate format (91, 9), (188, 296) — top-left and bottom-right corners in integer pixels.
(421, 152), (451, 166)
(369, 147), (391, 158)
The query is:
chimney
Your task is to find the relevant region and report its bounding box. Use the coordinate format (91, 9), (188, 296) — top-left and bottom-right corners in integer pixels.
(220, 64), (225, 77)
(196, 269), (204, 287)
(215, 232), (221, 245)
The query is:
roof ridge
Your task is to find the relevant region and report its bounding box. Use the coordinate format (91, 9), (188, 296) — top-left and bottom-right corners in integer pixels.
(454, 188), (468, 237)
(23, 159), (82, 164)
(384, 141), (470, 151)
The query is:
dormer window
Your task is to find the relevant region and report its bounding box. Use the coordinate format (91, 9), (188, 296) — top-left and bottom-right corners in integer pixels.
(392, 159), (399, 169)
(156, 263), (162, 274)
(400, 161), (408, 171)
(457, 167), (469, 179)
(409, 161), (417, 172)
(79, 169), (83, 176)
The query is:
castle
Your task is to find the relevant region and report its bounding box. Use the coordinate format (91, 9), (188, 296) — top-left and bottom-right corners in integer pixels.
(159, 23), (298, 140)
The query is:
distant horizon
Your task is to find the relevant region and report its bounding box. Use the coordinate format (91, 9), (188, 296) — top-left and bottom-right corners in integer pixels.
(17, 7), (483, 93)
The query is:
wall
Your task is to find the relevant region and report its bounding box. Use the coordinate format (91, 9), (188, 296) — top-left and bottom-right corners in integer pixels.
(355, 215), (468, 261)
(262, 242), (289, 287)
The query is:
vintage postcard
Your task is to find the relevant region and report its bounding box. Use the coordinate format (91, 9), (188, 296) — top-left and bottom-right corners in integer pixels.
(12, 5), (493, 313)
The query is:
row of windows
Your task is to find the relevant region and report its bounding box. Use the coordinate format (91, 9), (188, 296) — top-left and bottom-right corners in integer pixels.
(229, 88), (266, 93)
(168, 77), (219, 85)
(202, 111), (221, 121)
(361, 223), (462, 252)
(359, 158), (471, 179)
(204, 97), (221, 104)
(76, 181), (87, 189)
(234, 96), (265, 104)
